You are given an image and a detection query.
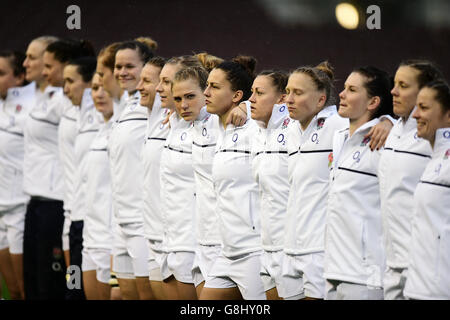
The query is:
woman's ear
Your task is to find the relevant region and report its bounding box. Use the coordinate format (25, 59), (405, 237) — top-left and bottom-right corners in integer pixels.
(368, 96), (381, 112)
(232, 90), (244, 104)
(317, 93), (326, 109)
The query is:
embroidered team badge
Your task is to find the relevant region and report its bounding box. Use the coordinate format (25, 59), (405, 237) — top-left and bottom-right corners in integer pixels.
(15, 104), (22, 113)
(328, 152), (333, 168)
(444, 149), (450, 160)
(317, 118), (325, 130)
(281, 118), (290, 129)
(361, 137), (370, 146)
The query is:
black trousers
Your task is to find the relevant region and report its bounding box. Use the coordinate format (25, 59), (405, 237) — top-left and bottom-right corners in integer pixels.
(66, 220), (86, 300)
(23, 198), (66, 300)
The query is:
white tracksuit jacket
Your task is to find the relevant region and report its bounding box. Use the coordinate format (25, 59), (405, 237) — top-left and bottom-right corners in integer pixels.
(0, 82), (35, 211)
(108, 91), (147, 224)
(252, 104), (290, 252)
(82, 109), (116, 250)
(160, 112), (196, 252)
(72, 89), (102, 222)
(191, 107), (221, 246)
(23, 86), (70, 200)
(378, 110), (432, 268)
(325, 118), (385, 288)
(404, 127), (450, 300)
(141, 94), (170, 241)
(212, 102), (262, 258)
(58, 103), (78, 213)
(284, 105), (347, 255)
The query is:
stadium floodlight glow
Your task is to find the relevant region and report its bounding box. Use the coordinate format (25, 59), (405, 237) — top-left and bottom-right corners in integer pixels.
(335, 2), (359, 30)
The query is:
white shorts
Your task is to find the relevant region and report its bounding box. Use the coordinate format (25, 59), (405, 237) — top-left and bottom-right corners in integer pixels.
(62, 212), (71, 251)
(147, 239), (163, 281)
(260, 250), (284, 294)
(160, 251), (195, 284)
(82, 247), (111, 284)
(281, 252), (326, 299)
(0, 204), (26, 254)
(325, 280), (384, 300)
(191, 244), (222, 287)
(384, 266), (408, 300)
(112, 222), (149, 278)
(204, 251), (266, 300)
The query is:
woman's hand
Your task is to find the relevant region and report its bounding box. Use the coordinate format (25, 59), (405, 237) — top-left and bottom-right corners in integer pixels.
(225, 102), (248, 127)
(365, 118), (394, 151)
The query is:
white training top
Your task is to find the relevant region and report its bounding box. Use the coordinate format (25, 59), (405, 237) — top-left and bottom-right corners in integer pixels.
(325, 118), (385, 288)
(108, 91), (147, 225)
(72, 89), (102, 222)
(191, 107), (221, 246)
(160, 112), (196, 252)
(82, 108), (116, 250)
(378, 109), (432, 268)
(57, 102), (79, 212)
(284, 105), (347, 255)
(404, 128), (450, 300)
(141, 94), (170, 241)
(0, 82), (35, 211)
(23, 86), (70, 200)
(251, 104), (290, 252)
(212, 102), (262, 258)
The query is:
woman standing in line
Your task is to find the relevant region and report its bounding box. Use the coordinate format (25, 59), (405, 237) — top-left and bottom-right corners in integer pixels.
(108, 39), (155, 300)
(136, 56), (167, 300)
(0, 50), (34, 300)
(152, 55), (203, 300)
(62, 56), (99, 300)
(22, 38), (93, 300)
(81, 73), (115, 300)
(199, 56), (266, 300)
(248, 70), (288, 300)
(405, 80), (450, 300)
(378, 60), (443, 299)
(324, 66), (393, 300)
(158, 65), (209, 300)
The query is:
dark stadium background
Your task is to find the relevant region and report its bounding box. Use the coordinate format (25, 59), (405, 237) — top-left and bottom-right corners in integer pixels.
(1, 0), (449, 100)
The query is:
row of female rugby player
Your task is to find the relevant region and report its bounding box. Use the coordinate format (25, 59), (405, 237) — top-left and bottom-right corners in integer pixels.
(0, 35), (449, 301)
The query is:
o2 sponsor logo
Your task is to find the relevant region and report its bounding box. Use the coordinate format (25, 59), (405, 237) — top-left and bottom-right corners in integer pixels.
(277, 133), (285, 145)
(311, 133), (319, 144)
(202, 128), (207, 136)
(444, 130), (450, 139)
(353, 151), (361, 163)
(279, 105), (286, 113)
(180, 132), (187, 141)
(232, 133), (239, 143)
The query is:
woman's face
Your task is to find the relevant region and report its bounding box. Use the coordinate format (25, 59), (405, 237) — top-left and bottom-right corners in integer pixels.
(391, 66), (421, 119)
(63, 65), (90, 106)
(204, 68), (236, 116)
(23, 40), (47, 83)
(0, 57), (23, 99)
(172, 78), (206, 122)
(97, 57), (121, 99)
(338, 72), (372, 120)
(114, 48), (144, 93)
(285, 72), (325, 124)
(249, 75), (284, 123)
(413, 87), (450, 144)
(136, 63), (161, 108)
(91, 73), (113, 120)
(42, 51), (66, 87)
(155, 63), (179, 109)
